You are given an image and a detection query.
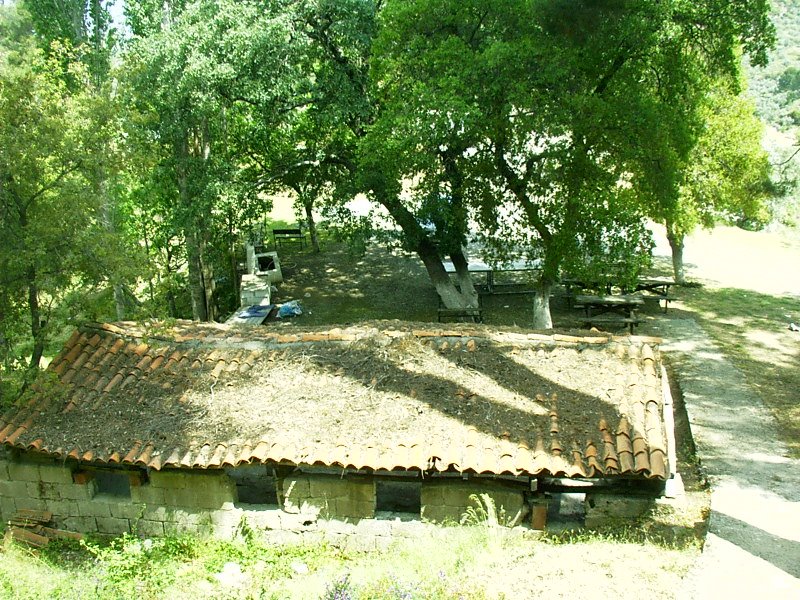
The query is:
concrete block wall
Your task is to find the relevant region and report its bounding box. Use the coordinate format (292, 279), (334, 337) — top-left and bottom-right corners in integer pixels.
(280, 474), (375, 520)
(421, 479), (526, 525)
(584, 493), (654, 527)
(0, 453), (580, 545)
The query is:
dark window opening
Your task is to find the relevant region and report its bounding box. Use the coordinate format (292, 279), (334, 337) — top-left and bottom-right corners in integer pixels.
(94, 470), (132, 498)
(376, 480), (421, 515)
(227, 465), (279, 506)
(256, 255), (276, 272)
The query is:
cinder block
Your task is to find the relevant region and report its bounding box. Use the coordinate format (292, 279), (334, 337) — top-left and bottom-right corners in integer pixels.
(76, 500), (111, 518)
(25, 482), (43, 499)
(132, 485), (165, 505)
(14, 497), (47, 511)
(0, 496), (16, 520)
(109, 502), (146, 520)
(38, 465), (74, 484)
(7, 461), (40, 482)
(281, 477), (311, 501)
(96, 516), (131, 535)
(132, 519), (165, 537)
(44, 499), (78, 518)
(0, 479), (29, 497)
(59, 482), (96, 501)
(421, 505), (462, 524)
(58, 515), (97, 533)
(149, 470), (188, 489)
(243, 508), (283, 530)
(309, 476), (348, 499)
(335, 498), (374, 520)
(347, 479), (375, 503)
(37, 482), (62, 501)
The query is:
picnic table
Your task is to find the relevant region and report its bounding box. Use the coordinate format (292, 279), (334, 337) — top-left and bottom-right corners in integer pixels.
(575, 294), (644, 334)
(443, 257), (541, 293)
(633, 277), (678, 312)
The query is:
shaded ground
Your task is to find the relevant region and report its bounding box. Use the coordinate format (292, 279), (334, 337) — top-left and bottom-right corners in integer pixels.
(259, 225), (800, 596)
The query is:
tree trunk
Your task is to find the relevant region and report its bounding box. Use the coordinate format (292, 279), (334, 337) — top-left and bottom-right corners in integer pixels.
(666, 226), (686, 284)
(303, 198), (320, 253)
(531, 281), (553, 330)
(449, 248), (479, 307)
(26, 267), (44, 370)
(186, 227), (209, 321)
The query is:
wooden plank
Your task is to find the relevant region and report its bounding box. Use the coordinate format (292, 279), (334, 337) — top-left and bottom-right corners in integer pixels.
(10, 509), (52, 526)
(7, 527), (50, 548)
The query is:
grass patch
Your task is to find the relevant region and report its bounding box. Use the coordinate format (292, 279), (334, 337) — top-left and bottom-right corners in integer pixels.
(678, 285), (800, 457)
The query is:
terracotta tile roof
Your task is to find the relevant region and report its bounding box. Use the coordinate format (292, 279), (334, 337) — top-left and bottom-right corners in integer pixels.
(0, 321), (669, 480)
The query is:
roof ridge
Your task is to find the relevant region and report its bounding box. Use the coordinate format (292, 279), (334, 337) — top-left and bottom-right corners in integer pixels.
(76, 320), (661, 350)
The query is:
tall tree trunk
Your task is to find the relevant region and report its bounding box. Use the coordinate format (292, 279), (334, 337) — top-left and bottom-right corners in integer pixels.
(531, 281), (553, 330)
(666, 222), (686, 284)
(26, 266), (44, 370)
(303, 197), (320, 253)
(186, 227), (209, 321)
(449, 248), (479, 307)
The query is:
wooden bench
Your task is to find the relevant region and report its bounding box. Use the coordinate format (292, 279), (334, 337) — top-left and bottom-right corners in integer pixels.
(438, 307), (484, 323)
(582, 315), (641, 334)
(272, 228), (306, 248)
(437, 296), (483, 323)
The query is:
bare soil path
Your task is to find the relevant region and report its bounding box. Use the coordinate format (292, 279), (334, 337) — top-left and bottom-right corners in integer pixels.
(650, 225), (800, 597)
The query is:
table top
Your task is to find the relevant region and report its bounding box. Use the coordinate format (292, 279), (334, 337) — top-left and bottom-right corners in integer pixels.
(443, 257), (542, 273)
(575, 294), (645, 306)
(637, 277), (677, 286)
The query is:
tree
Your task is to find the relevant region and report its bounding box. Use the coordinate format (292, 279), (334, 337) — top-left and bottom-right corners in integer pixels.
(368, 0), (774, 326)
(0, 19), (117, 375)
(657, 88), (774, 282)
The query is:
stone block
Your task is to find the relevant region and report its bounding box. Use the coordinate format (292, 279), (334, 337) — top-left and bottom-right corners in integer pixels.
(25, 482), (43, 499)
(59, 515), (97, 533)
(280, 477), (310, 507)
(347, 479), (375, 503)
(76, 500), (112, 518)
(7, 461), (40, 482)
(242, 508), (283, 530)
(421, 480), (525, 526)
(262, 529), (302, 546)
(0, 479), (29, 497)
(13, 497), (47, 512)
(584, 494), (654, 528)
(96, 516), (131, 535)
(109, 502), (146, 520)
(355, 519), (393, 538)
(0, 496), (16, 520)
(210, 507), (243, 530)
(190, 491), (233, 510)
(0, 459), (10, 481)
(421, 505), (462, 524)
(149, 470), (188, 489)
(132, 485), (165, 505)
(335, 498), (375, 520)
(38, 465), (74, 485)
(308, 476), (347, 500)
(59, 482), (96, 501)
(132, 519), (165, 537)
(318, 518), (358, 537)
(44, 499), (79, 518)
(278, 510), (318, 530)
(36, 481), (63, 501)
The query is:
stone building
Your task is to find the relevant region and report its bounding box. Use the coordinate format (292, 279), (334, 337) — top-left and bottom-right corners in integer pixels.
(0, 321), (676, 545)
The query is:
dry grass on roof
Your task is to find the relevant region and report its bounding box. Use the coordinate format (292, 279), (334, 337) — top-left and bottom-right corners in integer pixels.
(32, 330), (654, 457)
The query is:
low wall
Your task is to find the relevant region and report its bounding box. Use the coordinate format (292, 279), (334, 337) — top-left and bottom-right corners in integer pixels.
(0, 451), (654, 544)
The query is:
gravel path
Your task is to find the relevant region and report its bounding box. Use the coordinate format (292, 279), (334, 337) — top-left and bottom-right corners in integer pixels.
(648, 225), (800, 597)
